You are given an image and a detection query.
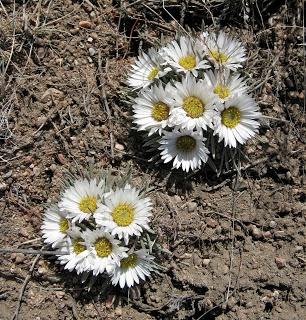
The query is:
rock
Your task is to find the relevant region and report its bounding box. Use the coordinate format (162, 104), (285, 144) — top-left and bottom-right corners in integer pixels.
(70, 28), (79, 35)
(15, 253), (25, 264)
(274, 230), (286, 239)
(263, 231), (272, 238)
(275, 257), (286, 269)
(115, 143), (124, 151)
(49, 164), (57, 172)
(251, 225), (262, 239)
(88, 47), (96, 56)
(203, 259), (211, 266)
(55, 291), (65, 299)
(87, 37), (93, 43)
(269, 220), (277, 228)
(79, 20), (92, 29)
(187, 202), (197, 212)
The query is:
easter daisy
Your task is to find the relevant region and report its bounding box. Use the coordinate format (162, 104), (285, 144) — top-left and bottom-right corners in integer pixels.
(169, 75), (217, 131)
(127, 48), (169, 90)
(201, 31), (246, 71)
(159, 128), (210, 172)
(161, 36), (209, 77)
(204, 69), (248, 102)
(59, 178), (104, 223)
(213, 94), (261, 148)
(111, 249), (155, 288)
(57, 227), (91, 275)
(82, 229), (128, 276)
(132, 83), (174, 136)
(94, 185), (152, 244)
(41, 206), (70, 248)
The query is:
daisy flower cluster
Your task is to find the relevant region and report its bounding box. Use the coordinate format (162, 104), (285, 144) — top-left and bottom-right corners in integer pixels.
(41, 175), (155, 289)
(128, 31), (262, 172)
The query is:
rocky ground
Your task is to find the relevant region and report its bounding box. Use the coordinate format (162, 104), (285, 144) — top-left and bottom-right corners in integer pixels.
(0, 0), (305, 319)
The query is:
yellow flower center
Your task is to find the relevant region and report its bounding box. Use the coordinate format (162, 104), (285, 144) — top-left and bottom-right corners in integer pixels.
(176, 135), (197, 152)
(79, 195), (97, 213)
(151, 102), (170, 122)
(209, 50), (229, 63)
(112, 202), (135, 227)
(147, 67), (158, 81)
(94, 237), (113, 257)
(214, 84), (230, 100)
(221, 106), (241, 128)
(59, 218), (69, 233)
(72, 238), (86, 255)
(120, 253), (138, 269)
(178, 55), (196, 70)
(182, 96), (204, 118)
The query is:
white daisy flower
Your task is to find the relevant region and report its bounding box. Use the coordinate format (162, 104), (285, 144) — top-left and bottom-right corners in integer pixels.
(213, 94), (261, 148)
(201, 31), (246, 71)
(159, 128), (210, 172)
(169, 75), (217, 131)
(82, 228), (128, 276)
(204, 69), (248, 102)
(94, 185), (152, 244)
(41, 206), (70, 248)
(111, 249), (154, 289)
(161, 36), (209, 77)
(59, 178), (104, 223)
(132, 83), (174, 136)
(57, 227), (91, 275)
(127, 48), (170, 90)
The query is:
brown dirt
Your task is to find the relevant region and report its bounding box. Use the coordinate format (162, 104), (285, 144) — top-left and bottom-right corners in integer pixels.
(0, 1), (305, 319)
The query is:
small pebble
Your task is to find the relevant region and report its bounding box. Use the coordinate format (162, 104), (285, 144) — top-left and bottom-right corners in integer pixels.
(55, 291), (65, 299)
(263, 231), (272, 238)
(70, 28), (79, 35)
(269, 220), (277, 228)
(251, 225), (262, 239)
(115, 143), (124, 151)
(88, 47), (96, 56)
(79, 20), (92, 29)
(49, 164), (57, 172)
(87, 37), (93, 43)
(275, 257), (286, 269)
(203, 259), (211, 266)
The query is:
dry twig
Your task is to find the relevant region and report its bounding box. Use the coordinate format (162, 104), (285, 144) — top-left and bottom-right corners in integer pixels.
(0, 247), (67, 255)
(11, 254), (41, 320)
